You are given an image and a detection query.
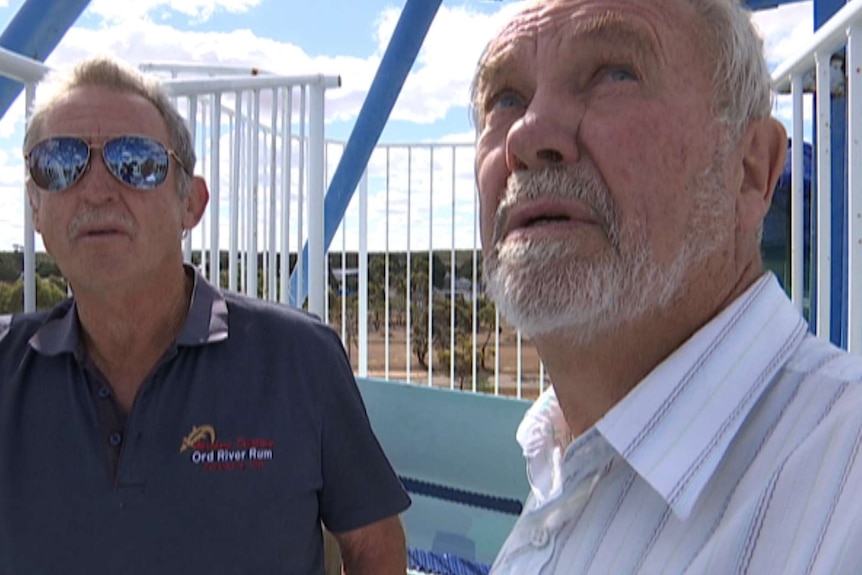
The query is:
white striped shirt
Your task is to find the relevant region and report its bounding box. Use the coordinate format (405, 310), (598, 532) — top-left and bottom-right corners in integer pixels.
(491, 273), (862, 575)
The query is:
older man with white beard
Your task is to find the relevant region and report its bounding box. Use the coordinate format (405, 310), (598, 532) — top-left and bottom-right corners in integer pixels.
(472, 0), (862, 574)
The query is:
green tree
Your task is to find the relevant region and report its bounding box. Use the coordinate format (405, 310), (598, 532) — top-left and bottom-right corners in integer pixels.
(0, 252), (22, 282)
(0, 276), (66, 314)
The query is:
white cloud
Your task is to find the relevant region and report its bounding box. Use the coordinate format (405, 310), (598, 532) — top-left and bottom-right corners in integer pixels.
(752, 2), (814, 69)
(39, 19), (382, 131)
(87, 0), (262, 25)
(376, 3), (526, 125)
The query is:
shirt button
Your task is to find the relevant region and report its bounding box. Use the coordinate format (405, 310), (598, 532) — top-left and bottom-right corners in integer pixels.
(109, 432), (123, 447)
(530, 527), (550, 548)
(97, 386), (111, 399)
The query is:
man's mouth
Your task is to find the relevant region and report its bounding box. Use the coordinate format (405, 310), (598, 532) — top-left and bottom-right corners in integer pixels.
(501, 201), (598, 241)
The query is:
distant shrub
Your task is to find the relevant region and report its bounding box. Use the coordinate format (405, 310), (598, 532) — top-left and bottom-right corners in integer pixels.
(0, 276), (68, 314)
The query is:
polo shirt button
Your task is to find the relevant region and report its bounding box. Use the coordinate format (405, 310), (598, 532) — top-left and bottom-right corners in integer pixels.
(530, 527), (550, 548)
(109, 432), (122, 447)
(98, 386), (111, 399)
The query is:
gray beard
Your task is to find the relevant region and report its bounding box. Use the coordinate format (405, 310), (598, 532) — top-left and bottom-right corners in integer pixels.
(484, 160), (731, 343)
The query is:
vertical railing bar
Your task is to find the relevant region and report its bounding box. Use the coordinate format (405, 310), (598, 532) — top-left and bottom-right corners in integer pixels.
(23, 82), (36, 312)
(406, 147), (413, 383)
(229, 91), (242, 292)
(494, 308), (501, 396)
(281, 88), (293, 305)
(815, 50), (832, 339)
(359, 168), (369, 376)
(323, 143), (331, 324)
(450, 146), (457, 390)
(307, 83), (326, 318)
(248, 89), (261, 297)
(428, 148), (434, 388)
(848, 24), (862, 354)
(184, 96), (198, 264)
(473, 166), (480, 393)
(385, 147), (391, 379)
(199, 98), (208, 280)
(791, 74), (805, 313)
(242, 95), (251, 294)
(341, 157), (347, 340)
(516, 330), (523, 399)
(268, 88), (279, 301)
(210, 92), (222, 287)
(539, 362), (545, 395)
(261, 134), (269, 299)
(296, 87), (307, 308)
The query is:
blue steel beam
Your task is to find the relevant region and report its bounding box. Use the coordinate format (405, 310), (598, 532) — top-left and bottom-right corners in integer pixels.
(0, 0), (91, 117)
(809, 0), (848, 348)
(289, 0), (443, 306)
(744, 0), (808, 9)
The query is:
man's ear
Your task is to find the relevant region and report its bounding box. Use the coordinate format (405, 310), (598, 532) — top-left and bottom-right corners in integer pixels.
(736, 117), (787, 234)
(181, 176), (209, 231)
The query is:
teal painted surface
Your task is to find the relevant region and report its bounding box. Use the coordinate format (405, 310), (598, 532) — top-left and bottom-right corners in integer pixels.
(357, 377), (531, 565)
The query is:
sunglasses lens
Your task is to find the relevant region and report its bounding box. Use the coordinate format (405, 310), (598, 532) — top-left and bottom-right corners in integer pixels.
(103, 136), (170, 190)
(27, 137), (90, 192)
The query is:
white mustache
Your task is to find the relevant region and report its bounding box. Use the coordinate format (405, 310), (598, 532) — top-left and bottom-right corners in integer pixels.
(492, 165), (619, 249)
(68, 209), (135, 238)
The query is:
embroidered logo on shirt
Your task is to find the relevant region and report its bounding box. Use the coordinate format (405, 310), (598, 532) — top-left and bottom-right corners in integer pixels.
(180, 424), (276, 471)
(180, 425), (216, 452)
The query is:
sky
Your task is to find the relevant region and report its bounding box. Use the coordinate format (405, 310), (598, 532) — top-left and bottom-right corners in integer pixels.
(0, 0), (818, 252)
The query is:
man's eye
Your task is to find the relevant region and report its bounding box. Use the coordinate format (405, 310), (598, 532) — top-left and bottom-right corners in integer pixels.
(605, 66), (638, 83)
(490, 90), (525, 111)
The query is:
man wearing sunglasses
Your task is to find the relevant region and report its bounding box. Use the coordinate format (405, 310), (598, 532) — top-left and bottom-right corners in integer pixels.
(0, 56), (410, 574)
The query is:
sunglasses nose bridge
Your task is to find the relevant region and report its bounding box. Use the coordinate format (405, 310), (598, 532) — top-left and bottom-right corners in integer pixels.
(75, 146), (125, 200)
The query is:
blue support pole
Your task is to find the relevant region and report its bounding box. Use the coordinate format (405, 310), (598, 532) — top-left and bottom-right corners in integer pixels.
(744, 0), (809, 8)
(289, 0), (444, 307)
(0, 0), (91, 117)
(810, 0), (847, 347)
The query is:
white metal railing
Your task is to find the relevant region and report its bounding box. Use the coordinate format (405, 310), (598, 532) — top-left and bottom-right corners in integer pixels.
(0, 46), (50, 316)
(153, 66), (339, 319)
(772, 0), (862, 354)
(323, 141), (549, 399)
(12, 0), (862, 396)
(10, 54), (338, 321)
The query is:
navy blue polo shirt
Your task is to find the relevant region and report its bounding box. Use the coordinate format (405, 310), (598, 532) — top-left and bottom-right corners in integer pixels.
(0, 270), (410, 574)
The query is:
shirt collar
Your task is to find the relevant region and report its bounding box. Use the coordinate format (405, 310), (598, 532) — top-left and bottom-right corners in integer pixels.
(595, 273), (808, 519)
(29, 265), (229, 356)
(515, 273), (808, 519)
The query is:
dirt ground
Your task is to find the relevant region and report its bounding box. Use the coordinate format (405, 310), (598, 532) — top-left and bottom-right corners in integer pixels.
(336, 323), (547, 401)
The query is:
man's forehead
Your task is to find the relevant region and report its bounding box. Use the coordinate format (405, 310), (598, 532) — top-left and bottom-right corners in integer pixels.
(41, 86), (163, 133)
(480, 0), (705, 80)
(487, 0), (700, 52)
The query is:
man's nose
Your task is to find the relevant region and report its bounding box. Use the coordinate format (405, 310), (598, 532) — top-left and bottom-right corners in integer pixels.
(505, 90), (582, 172)
(77, 153), (120, 202)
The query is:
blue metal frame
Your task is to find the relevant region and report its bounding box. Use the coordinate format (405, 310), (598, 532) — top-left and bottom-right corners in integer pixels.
(806, 0), (847, 347)
(0, 0), (90, 117)
(744, 0), (809, 8)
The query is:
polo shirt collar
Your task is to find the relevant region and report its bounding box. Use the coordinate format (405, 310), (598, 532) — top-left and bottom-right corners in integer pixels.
(29, 265), (228, 356)
(596, 273), (808, 520)
(176, 266), (229, 346)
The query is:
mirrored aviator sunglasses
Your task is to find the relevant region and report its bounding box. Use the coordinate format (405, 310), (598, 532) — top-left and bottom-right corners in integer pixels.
(25, 135), (187, 193)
